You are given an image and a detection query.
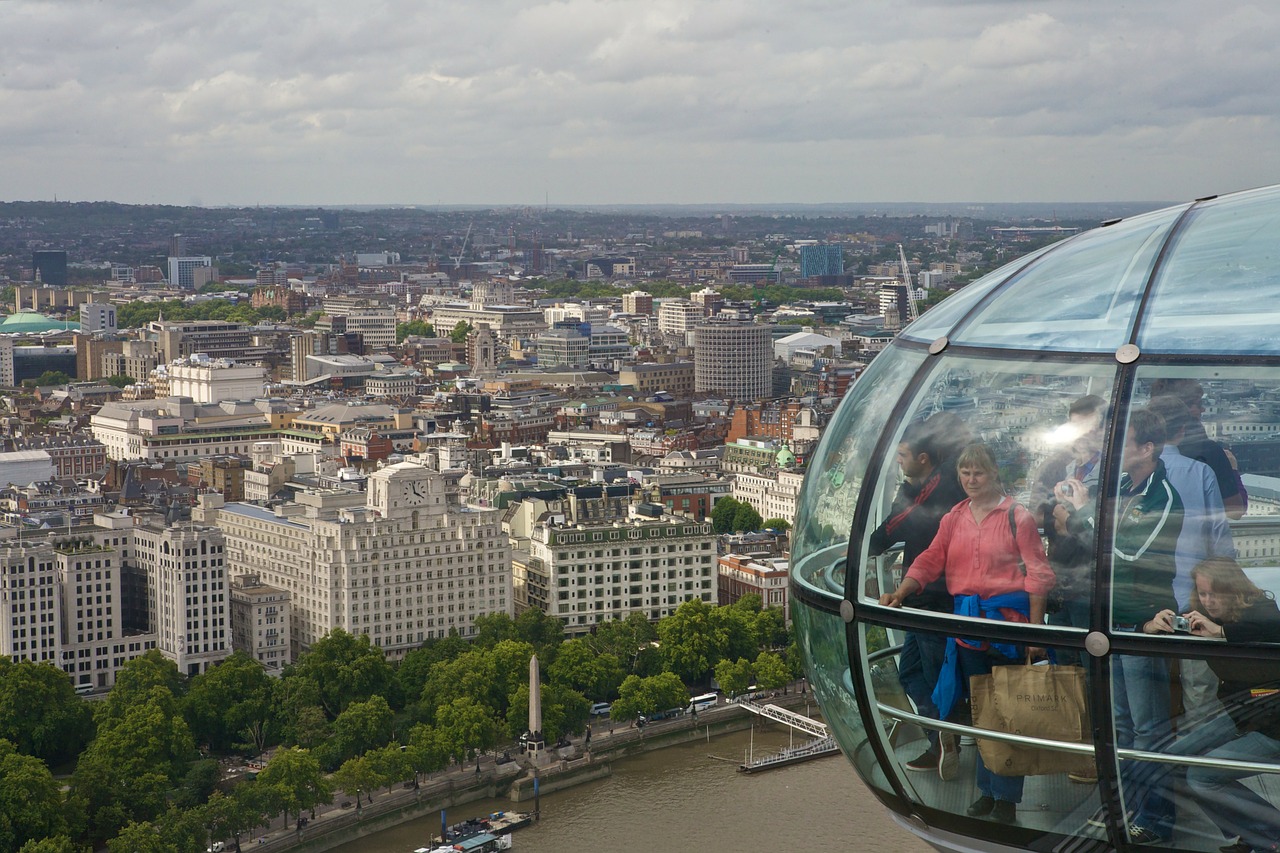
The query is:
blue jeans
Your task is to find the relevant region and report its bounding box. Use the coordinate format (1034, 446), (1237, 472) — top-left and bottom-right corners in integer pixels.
(957, 645), (1024, 804)
(1133, 706), (1237, 836)
(1186, 721), (1280, 850)
(1113, 654), (1174, 832)
(899, 631), (946, 750)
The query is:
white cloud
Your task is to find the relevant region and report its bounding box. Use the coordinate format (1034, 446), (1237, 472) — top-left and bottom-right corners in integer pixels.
(3, 0), (1280, 204)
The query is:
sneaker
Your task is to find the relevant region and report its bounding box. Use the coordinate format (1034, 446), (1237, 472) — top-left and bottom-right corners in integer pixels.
(1068, 771), (1099, 784)
(904, 749), (938, 771)
(1219, 840), (1251, 853)
(959, 734), (976, 746)
(938, 733), (959, 781)
(991, 800), (1017, 824)
(1128, 825), (1166, 845)
(966, 795), (995, 817)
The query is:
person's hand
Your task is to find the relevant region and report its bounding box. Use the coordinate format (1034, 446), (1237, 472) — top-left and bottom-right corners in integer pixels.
(1052, 502), (1071, 535)
(879, 592), (903, 608)
(1145, 610), (1176, 634)
(1054, 478), (1089, 511)
(1184, 609), (1225, 639)
(1027, 646), (1046, 661)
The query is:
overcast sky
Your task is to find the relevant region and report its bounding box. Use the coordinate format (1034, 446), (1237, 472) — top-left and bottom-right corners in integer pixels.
(6, 1), (1280, 206)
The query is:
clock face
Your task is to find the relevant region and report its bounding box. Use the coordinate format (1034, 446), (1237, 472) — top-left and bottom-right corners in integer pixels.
(401, 479), (428, 506)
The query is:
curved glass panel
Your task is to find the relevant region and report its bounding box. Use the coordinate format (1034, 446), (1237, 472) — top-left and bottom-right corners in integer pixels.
(866, 624), (1099, 839)
(858, 353), (1117, 644)
(947, 205), (1187, 352)
(898, 246), (1057, 343)
(1139, 186), (1280, 354)
(792, 346), (925, 599)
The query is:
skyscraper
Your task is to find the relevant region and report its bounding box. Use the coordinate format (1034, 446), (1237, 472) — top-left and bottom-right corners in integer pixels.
(167, 255), (213, 290)
(32, 250), (68, 286)
(694, 322), (773, 401)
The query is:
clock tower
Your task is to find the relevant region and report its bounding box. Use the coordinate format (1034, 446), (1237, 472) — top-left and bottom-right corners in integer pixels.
(368, 462), (447, 518)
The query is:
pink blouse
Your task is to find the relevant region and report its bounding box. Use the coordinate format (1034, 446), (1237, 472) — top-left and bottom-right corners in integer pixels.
(904, 496), (1055, 599)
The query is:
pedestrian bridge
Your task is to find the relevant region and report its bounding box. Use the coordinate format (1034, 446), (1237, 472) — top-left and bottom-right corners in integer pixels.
(736, 699), (828, 738)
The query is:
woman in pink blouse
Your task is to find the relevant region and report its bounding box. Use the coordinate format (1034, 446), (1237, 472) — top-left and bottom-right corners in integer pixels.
(880, 443), (1055, 824)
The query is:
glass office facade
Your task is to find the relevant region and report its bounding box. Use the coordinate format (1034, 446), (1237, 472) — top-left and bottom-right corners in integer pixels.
(791, 185), (1280, 852)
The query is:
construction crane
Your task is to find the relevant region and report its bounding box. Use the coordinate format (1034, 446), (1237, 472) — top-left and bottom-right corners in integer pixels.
(898, 243), (918, 323)
(452, 222), (473, 269)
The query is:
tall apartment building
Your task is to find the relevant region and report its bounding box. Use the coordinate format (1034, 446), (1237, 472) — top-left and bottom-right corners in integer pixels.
(0, 542), (64, 666)
(213, 461), (513, 661)
(167, 256), (213, 290)
(622, 291), (654, 315)
(693, 323), (773, 401)
(130, 520), (230, 677)
(0, 336), (13, 387)
(657, 300), (705, 341)
(230, 573), (290, 673)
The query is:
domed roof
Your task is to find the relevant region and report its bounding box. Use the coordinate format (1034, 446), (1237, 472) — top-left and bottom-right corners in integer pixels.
(901, 185), (1280, 355)
(0, 313), (79, 334)
(776, 444), (796, 467)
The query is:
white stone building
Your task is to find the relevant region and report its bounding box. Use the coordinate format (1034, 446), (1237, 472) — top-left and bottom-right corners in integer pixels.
(166, 355), (267, 404)
(213, 461), (512, 661)
(230, 573), (291, 673)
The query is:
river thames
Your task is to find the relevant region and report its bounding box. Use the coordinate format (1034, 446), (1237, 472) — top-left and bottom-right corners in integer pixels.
(330, 725), (932, 853)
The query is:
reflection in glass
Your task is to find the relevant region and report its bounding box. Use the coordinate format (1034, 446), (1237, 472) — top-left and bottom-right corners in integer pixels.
(866, 624), (1099, 835)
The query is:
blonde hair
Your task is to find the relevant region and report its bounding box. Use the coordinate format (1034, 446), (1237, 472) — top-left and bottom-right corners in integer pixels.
(1190, 557), (1266, 623)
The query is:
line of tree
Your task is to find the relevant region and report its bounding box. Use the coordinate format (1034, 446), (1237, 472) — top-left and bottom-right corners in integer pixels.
(0, 597), (796, 852)
(114, 300), (287, 331)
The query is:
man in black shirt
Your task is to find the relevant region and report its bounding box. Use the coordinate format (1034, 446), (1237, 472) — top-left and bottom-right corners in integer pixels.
(869, 418), (966, 779)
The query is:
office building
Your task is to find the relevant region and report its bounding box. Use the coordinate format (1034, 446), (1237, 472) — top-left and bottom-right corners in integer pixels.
(657, 300), (705, 341)
(32, 251), (68, 286)
(167, 256), (214, 290)
(213, 461), (513, 661)
(79, 302), (117, 334)
(622, 291), (654, 315)
(130, 519), (230, 677)
(799, 244), (844, 278)
(693, 322), (772, 401)
(165, 355), (266, 404)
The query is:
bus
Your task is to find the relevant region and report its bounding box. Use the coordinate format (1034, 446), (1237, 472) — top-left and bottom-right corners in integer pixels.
(687, 693), (717, 714)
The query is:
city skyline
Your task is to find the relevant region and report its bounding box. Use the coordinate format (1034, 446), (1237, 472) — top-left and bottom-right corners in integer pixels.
(7, 1), (1280, 207)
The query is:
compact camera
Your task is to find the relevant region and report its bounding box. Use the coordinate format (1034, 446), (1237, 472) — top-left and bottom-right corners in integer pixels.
(1060, 482), (1074, 498)
(1172, 615), (1191, 633)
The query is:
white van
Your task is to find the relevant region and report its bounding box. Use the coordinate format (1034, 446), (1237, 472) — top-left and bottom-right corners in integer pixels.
(590, 702), (612, 717)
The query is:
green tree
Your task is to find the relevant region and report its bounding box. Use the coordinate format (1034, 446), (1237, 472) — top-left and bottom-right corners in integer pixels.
(366, 742), (411, 796)
(761, 518), (791, 531)
(185, 651), (274, 753)
(732, 501), (764, 533)
(471, 612), (517, 648)
(268, 676), (327, 748)
(710, 497), (741, 534)
(174, 758), (221, 809)
(256, 747), (330, 829)
(611, 672), (688, 722)
(295, 310), (323, 329)
(0, 657), (93, 764)
(591, 612), (658, 675)
(0, 741), (68, 851)
(505, 681), (589, 743)
(547, 638), (624, 701)
(72, 684), (196, 844)
(396, 320), (435, 343)
(17, 836), (79, 853)
(202, 790), (262, 853)
(404, 723), (449, 785)
(101, 374), (134, 389)
(106, 821), (167, 853)
(32, 370), (72, 387)
(753, 650), (791, 692)
(448, 321), (473, 343)
(288, 628), (397, 717)
(513, 609), (565, 662)
(435, 697), (496, 764)
(657, 598), (751, 684)
(321, 695), (394, 769)
(331, 755), (378, 809)
(712, 657), (753, 698)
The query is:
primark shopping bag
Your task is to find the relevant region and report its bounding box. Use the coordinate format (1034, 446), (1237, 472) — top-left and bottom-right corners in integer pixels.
(970, 661), (1089, 776)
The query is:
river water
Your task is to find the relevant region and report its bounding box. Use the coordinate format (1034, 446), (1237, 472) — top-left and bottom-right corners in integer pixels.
(330, 725), (932, 853)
